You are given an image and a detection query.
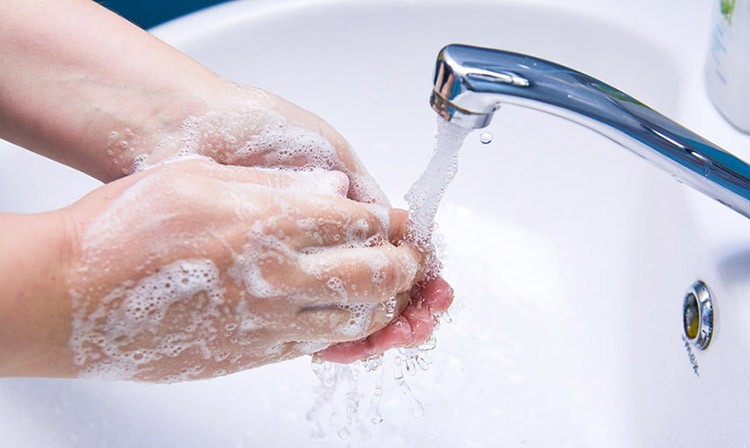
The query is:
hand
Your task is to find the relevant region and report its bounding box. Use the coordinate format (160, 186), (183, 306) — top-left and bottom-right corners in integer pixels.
(64, 159), (423, 382)
(0, 0), (455, 371)
(314, 276), (454, 364)
(125, 84), (458, 365)
(101, 82), (457, 365)
(109, 83), (390, 205)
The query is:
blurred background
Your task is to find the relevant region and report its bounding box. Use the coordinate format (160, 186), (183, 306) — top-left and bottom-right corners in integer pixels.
(95, 0), (229, 29)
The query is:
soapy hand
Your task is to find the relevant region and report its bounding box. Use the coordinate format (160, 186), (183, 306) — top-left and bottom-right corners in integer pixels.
(102, 82), (456, 366)
(0, 0), (455, 377)
(65, 160), (423, 382)
(106, 84), (390, 205)
(314, 276), (454, 363)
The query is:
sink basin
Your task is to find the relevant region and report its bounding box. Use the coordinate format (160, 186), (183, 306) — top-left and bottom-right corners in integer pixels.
(2, 0), (750, 446)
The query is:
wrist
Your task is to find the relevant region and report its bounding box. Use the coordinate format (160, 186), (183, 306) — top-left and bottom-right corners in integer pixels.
(0, 0), (228, 182)
(97, 74), (228, 180)
(0, 211), (77, 377)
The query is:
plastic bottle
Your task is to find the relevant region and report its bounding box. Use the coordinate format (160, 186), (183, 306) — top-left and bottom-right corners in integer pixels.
(706, 0), (750, 133)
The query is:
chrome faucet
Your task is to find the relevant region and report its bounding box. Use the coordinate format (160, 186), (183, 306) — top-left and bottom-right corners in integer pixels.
(430, 44), (750, 218)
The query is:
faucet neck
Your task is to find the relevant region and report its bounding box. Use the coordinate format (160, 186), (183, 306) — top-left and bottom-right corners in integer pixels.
(431, 44), (750, 219)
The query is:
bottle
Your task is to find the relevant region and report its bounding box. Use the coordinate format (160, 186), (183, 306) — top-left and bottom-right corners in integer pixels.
(706, 0), (750, 133)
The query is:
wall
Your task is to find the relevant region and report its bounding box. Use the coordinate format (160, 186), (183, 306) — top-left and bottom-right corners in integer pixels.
(95, 0), (228, 29)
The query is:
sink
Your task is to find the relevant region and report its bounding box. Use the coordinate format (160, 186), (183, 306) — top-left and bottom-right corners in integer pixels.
(2, 0), (750, 446)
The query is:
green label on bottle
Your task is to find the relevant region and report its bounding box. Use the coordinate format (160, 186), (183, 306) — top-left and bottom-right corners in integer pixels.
(721, 0), (736, 23)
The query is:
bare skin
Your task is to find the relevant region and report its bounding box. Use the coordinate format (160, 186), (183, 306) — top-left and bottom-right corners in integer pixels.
(0, 0), (454, 380)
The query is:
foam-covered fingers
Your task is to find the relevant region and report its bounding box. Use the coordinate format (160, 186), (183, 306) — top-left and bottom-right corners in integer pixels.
(179, 159), (351, 196)
(315, 304), (433, 364)
(367, 290), (410, 335)
(293, 244), (422, 304)
(271, 169), (350, 197)
(293, 291), (409, 343)
(314, 312), (419, 363)
(313, 124), (390, 205)
(285, 200), (392, 250)
(387, 208), (409, 244)
(292, 304), (356, 341)
(265, 93), (390, 205)
(314, 337), (376, 364)
(315, 278), (455, 363)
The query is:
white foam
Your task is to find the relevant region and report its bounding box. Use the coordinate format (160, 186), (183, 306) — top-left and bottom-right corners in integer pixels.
(70, 259), (223, 381)
(326, 277), (348, 300)
(228, 221), (294, 299)
(366, 204), (390, 235)
(336, 302), (378, 338)
(118, 259), (222, 325)
(367, 251), (389, 285)
(115, 101), (387, 204)
(296, 341), (331, 355)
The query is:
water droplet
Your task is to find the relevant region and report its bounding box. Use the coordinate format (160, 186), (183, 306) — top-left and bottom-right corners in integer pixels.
(440, 310), (453, 324)
(416, 354), (432, 371)
(479, 131), (494, 144)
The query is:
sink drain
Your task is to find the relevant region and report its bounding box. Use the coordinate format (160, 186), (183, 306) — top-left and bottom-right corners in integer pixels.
(683, 281), (713, 350)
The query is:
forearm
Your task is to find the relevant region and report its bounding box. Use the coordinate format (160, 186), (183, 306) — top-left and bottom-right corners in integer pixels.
(0, 0), (223, 181)
(0, 212), (75, 377)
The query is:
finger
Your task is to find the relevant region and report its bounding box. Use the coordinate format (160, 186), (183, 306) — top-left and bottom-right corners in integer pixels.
(265, 91), (390, 205)
(276, 169), (349, 197)
(401, 303), (435, 347)
(294, 115), (389, 204)
(365, 302), (433, 351)
(314, 303), (425, 364)
(293, 304), (356, 342)
(316, 280), (451, 363)
(366, 290), (410, 336)
(315, 313), (416, 364)
(314, 170), (350, 197)
(177, 158), (352, 196)
(217, 181), (390, 250)
(387, 208), (409, 244)
(284, 200), (393, 250)
(413, 276), (454, 313)
(292, 244), (422, 304)
(314, 338), (375, 364)
(293, 291), (409, 343)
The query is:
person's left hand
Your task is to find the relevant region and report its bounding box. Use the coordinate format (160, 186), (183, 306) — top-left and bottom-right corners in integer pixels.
(107, 84), (391, 204)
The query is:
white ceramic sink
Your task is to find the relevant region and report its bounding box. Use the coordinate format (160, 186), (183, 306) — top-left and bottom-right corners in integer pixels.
(3, 0), (750, 446)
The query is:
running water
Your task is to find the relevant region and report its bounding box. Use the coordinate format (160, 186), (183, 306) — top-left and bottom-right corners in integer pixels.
(404, 118), (471, 274)
(308, 117), (472, 443)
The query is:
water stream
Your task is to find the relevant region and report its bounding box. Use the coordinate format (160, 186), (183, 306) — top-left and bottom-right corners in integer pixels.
(309, 117), (471, 444)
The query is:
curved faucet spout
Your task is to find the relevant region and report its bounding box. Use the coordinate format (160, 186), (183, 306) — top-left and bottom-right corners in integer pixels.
(431, 44), (750, 218)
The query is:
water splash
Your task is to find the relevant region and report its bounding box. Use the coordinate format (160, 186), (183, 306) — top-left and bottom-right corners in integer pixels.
(307, 117), (471, 442)
(393, 355), (425, 418)
(404, 118), (470, 256)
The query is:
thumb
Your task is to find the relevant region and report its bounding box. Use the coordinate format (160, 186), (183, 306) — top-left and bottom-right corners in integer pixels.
(387, 208), (410, 244)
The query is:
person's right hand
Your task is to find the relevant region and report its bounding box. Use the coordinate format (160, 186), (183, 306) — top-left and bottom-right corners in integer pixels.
(61, 159), (423, 382)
